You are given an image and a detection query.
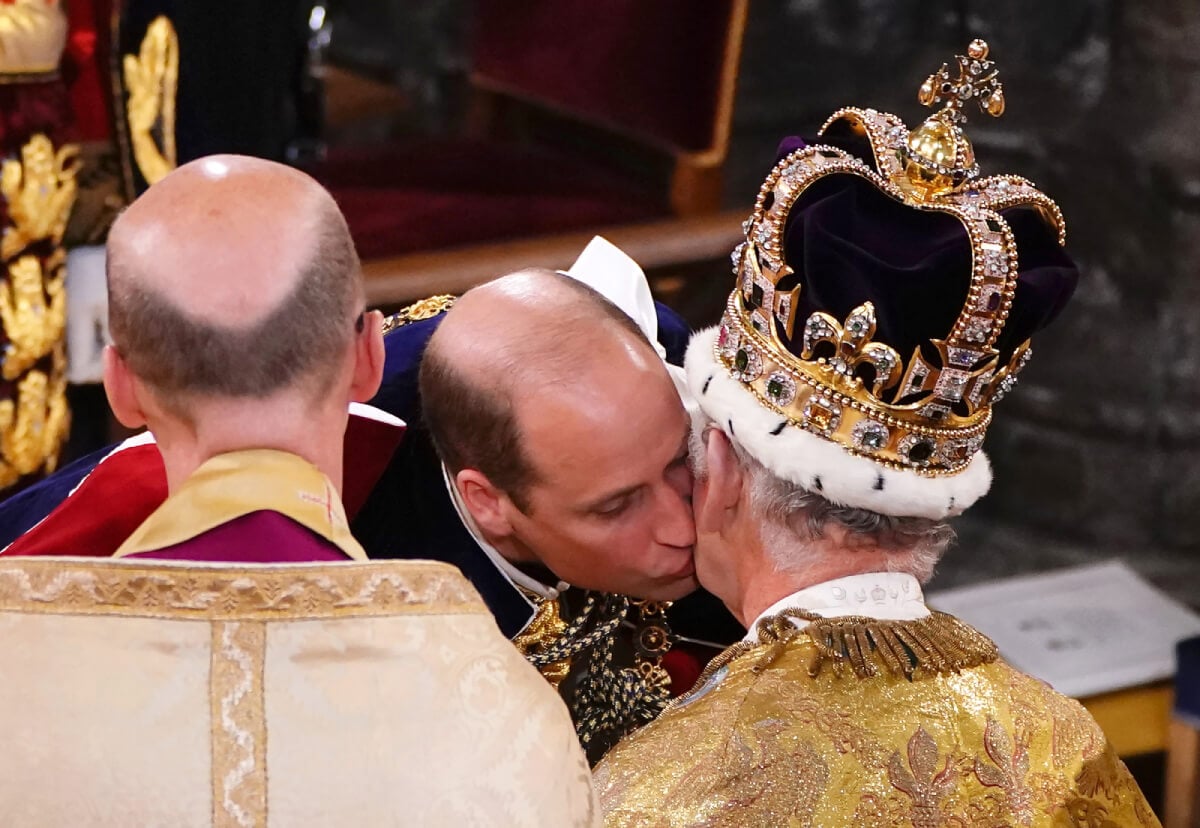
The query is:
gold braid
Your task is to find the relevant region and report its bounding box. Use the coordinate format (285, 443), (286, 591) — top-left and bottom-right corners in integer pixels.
(519, 592), (675, 756)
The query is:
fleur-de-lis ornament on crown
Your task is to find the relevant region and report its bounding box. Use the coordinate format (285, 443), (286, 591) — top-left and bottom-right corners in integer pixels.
(800, 302), (901, 398)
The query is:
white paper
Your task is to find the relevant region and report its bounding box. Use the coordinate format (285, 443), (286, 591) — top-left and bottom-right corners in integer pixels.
(65, 245), (109, 384)
(927, 559), (1200, 698)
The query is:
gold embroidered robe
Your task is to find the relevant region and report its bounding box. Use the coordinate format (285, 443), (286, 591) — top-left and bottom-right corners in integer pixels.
(594, 612), (1160, 828)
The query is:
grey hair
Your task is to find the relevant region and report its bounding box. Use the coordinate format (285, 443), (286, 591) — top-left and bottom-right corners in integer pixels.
(689, 421), (954, 582)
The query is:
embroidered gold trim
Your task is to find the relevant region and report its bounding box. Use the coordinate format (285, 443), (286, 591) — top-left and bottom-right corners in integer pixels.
(787, 609), (998, 679)
(0, 559), (487, 620)
(211, 621), (267, 828)
(513, 590), (571, 687)
(381, 294), (456, 334)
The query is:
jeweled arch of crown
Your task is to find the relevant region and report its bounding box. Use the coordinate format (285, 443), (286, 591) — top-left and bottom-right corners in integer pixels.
(717, 39), (1067, 476)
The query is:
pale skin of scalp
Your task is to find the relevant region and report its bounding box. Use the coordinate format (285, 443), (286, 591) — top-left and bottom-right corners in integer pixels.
(102, 155), (385, 496)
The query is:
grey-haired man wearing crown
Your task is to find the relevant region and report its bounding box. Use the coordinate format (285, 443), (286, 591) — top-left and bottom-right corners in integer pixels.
(595, 40), (1160, 826)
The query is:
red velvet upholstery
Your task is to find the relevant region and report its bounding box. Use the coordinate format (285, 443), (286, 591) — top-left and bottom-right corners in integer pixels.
(471, 0), (736, 153)
(0, 80), (73, 169)
(316, 140), (665, 259)
(63, 0), (115, 143)
(314, 2), (740, 259)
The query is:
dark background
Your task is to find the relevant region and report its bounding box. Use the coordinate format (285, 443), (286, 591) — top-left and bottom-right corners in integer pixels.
(328, 0), (1200, 606)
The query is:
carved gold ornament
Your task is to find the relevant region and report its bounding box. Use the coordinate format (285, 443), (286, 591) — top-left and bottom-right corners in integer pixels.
(123, 15), (178, 186)
(0, 134), (78, 259)
(0, 132), (77, 489)
(0, 364), (69, 488)
(1, 251), (66, 380)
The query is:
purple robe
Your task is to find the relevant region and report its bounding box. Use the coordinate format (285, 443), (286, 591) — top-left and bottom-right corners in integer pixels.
(126, 511), (348, 563)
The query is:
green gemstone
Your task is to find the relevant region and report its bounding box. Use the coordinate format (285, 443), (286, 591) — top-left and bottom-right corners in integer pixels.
(750, 282), (764, 310)
(735, 348), (749, 372)
(767, 378), (783, 399)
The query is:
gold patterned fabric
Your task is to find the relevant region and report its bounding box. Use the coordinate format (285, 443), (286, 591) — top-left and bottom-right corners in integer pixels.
(0, 557), (598, 826)
(595, 611), (1160, 827)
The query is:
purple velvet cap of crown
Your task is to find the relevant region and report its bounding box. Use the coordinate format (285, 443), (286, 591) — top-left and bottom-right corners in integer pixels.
(765, 133), (1078, 386)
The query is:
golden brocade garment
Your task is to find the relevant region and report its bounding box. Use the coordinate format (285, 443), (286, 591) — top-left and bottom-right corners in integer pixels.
(594, 609), (1161, 827)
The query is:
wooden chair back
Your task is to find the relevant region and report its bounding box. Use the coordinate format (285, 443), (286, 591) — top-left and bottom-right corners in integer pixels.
(467, 0), (748, 215)
(1166, 635), (1200, 827)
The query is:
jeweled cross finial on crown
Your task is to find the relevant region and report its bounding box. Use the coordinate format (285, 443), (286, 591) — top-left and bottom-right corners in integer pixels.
(900, 39), (1005, 200)
(918, 39), (1005, 122)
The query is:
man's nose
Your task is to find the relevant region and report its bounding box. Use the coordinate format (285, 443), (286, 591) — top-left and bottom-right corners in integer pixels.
(654, 483), (696, 548)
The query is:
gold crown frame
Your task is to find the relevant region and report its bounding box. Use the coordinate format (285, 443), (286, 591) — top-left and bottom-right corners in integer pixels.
(715, 40), (1067, 476)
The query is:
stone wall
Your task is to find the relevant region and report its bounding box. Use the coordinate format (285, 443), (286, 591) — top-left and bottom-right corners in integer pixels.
(723, 1), (1200, 603)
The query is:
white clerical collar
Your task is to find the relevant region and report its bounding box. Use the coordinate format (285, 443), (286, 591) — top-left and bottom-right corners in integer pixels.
(441, 462), (569, 602)
(741, 572), (929, 642)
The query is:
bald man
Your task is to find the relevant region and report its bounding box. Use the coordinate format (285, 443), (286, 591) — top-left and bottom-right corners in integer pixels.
(347, 266), (717, 762)
(0, 156), (601, 825)
(101, 154), (385, 562)
(420, 269), (696, 602)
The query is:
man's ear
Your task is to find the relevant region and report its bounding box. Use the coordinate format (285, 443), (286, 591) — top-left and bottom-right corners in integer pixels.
(694, 427), (743, 535)
(102, 345), (148, 429)
(456, 468), (516, 539)
(350, 309), (385, 403)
